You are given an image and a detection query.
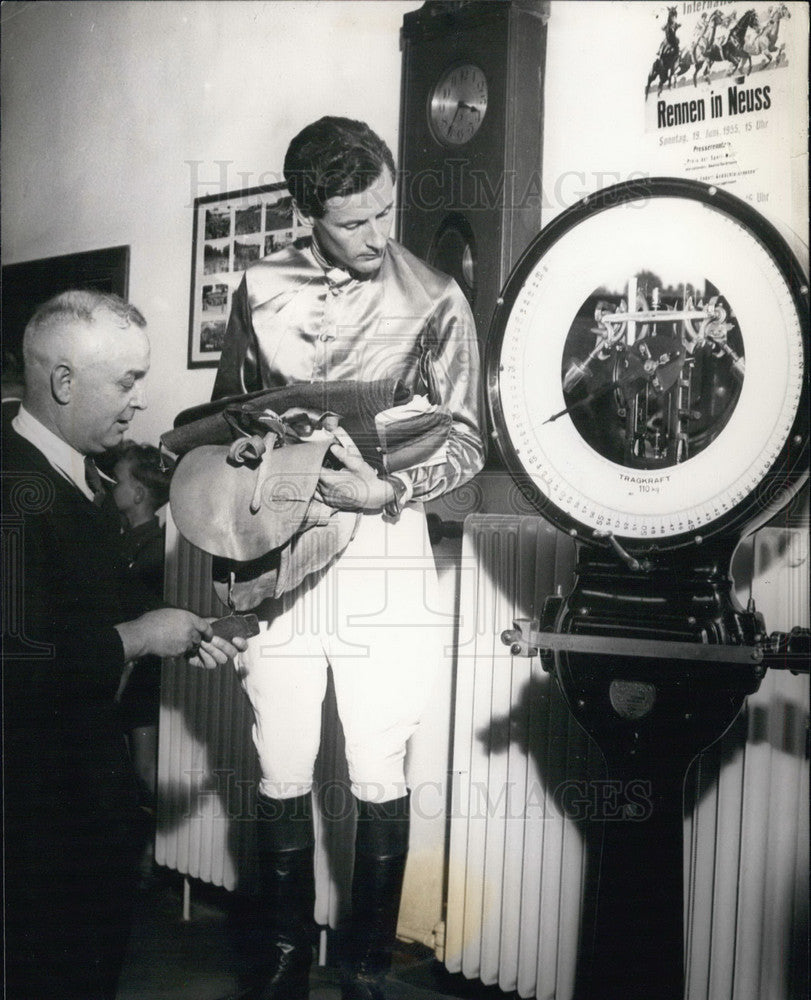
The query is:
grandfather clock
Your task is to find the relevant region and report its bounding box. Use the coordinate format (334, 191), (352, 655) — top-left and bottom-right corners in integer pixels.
(398, 0), (549, 343)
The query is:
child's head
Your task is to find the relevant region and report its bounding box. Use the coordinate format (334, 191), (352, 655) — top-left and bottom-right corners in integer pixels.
(111, 442), (171, 525)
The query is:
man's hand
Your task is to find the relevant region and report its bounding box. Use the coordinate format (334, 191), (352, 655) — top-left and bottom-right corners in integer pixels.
(115, 608), (247, 668)
(187, 627), (248, 670)
(315, 427), (396, 512)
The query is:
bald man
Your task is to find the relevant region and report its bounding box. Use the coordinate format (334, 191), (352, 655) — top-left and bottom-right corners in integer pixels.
(2, 290), (246, 1000)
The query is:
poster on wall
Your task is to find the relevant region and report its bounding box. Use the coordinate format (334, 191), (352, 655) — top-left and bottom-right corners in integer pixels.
(642, 2), (797, 209)
(187, 182), (311, 368)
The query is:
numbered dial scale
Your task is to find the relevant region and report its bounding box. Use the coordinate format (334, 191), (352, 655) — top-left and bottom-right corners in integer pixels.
(488, 178), (809, 552)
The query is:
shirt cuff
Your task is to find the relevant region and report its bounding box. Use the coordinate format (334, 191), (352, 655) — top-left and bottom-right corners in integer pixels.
(388, 471), (414, 507)
(382, 471), (413, 518)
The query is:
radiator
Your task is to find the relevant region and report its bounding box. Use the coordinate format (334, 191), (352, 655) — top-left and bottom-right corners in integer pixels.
(155, 514), (257, 889)
(445, 515), (809, 1000)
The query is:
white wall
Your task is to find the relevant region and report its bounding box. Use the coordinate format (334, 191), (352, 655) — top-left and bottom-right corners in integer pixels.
(1, 0), (421, 444)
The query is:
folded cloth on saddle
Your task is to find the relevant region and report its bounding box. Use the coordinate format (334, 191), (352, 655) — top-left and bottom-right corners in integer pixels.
(382, 431), (450, 473)
(161, 378), (411, 470)
(374, 396), (452, 473)
(376, 407), (452, 450)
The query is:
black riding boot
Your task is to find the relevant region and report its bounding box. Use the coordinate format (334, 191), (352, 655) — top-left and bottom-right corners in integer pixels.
(341, 794), (410, 1000)
(244, 791), (315, 1000)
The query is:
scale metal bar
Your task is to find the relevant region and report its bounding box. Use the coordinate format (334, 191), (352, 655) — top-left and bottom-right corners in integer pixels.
(600, 308), (711, 325)
(508, 626), (762, 664)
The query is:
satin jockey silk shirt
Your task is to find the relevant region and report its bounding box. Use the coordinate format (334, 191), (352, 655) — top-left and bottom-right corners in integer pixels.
(212, 237), (486, 505)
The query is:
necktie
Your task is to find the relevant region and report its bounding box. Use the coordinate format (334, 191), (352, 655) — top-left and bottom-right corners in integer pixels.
(84, 456), (106, 506)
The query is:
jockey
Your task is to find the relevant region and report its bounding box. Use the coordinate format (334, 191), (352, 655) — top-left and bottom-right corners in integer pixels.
(658, 9), (681, 59)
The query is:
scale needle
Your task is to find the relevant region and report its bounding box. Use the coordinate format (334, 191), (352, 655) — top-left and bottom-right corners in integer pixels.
(544, 380), (621, 424)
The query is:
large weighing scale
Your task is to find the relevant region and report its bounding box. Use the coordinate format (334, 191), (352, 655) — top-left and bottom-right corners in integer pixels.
(489, 178), (809, 998)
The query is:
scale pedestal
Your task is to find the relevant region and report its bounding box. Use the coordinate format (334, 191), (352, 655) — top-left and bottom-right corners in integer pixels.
(507, 541), (769, 998)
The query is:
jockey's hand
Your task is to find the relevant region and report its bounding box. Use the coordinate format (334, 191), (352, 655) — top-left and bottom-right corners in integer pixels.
(315, 427), (396, 512)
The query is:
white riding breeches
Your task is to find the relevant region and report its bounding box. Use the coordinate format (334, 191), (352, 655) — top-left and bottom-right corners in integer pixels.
(236, 505), (445, 803)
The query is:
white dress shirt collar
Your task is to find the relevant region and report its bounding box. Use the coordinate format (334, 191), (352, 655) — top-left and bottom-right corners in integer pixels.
(11, 405), (111, 502)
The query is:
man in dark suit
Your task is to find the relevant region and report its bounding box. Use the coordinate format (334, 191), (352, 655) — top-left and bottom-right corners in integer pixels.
(2, 289), (246, 1000)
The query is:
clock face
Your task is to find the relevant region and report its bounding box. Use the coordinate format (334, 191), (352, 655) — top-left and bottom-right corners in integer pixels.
(428, 63), (488, 147)
(488, 180), (809, 550)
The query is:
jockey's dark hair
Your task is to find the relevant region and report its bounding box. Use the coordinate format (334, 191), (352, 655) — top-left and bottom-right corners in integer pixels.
(283, 116), (396, 219)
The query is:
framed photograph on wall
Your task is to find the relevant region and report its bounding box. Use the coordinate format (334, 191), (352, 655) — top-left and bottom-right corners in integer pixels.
(187, 181), (311, 368)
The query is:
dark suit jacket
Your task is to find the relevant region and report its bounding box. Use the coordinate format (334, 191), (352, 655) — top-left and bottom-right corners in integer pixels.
(3, 426), (140, 797)
(2, 424), (144, 997)
(118, 515), (166, 729)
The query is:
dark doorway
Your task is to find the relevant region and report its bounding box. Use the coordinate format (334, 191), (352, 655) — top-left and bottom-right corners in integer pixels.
(2, 245), (130, 371)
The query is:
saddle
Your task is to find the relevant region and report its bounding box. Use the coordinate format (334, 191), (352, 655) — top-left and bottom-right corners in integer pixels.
(164, 378), (446, 608)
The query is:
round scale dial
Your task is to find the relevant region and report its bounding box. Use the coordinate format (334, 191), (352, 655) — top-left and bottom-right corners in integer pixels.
(428, 63), (488, 147)
(488, 179), (808, 550)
